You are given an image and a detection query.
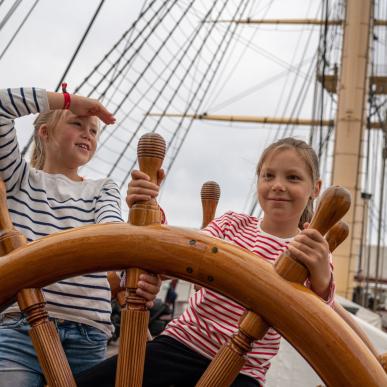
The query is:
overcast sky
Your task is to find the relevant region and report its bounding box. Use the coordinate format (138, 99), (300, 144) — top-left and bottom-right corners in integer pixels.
(0, 0), (327, 227)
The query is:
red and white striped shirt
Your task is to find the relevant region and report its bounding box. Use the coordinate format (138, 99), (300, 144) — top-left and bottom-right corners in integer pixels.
(163, 212), (296, 385)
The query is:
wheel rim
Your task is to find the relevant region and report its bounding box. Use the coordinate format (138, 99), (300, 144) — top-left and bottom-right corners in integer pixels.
(0, 222), (386, 386)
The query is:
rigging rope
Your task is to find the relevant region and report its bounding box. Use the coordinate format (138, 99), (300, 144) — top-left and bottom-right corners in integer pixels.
(92, 0), (172, 100)
(0, 0), (40, 62)
(109, 0), (224, 183)
(164, 0), (253, 177)
(55, 0), (106, 92)
(73, 0), (159, 95)
(0, 0), (22, 31)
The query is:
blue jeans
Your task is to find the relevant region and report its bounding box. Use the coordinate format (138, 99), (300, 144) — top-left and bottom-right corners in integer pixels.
(0, 313), (108, 387)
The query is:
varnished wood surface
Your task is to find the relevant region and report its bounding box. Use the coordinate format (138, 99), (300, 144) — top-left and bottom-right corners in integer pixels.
(0, 181), (76, 387)
(116, 132), (166, 387)
(325, 221), (381, 363)
(200, 181), (220, 229)
(0, 223), (385, 386)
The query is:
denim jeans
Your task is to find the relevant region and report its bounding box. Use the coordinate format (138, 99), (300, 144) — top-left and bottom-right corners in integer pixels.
(0, 312), (108, 387)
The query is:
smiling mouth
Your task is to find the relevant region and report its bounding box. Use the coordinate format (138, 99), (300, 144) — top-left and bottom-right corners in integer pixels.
(268, 198), (290, 202)
(76, 143), (90, 151)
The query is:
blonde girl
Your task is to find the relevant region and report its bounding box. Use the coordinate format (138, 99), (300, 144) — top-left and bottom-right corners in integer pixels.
(0, 87), (161, 386)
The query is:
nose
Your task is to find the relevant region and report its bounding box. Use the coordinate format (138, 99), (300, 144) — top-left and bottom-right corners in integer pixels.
(81, 128), (92, 140)
(271, 178), (286, 192)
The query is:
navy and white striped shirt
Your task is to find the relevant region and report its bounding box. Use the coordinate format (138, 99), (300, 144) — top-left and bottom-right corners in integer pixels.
(0, 88), (123, 336)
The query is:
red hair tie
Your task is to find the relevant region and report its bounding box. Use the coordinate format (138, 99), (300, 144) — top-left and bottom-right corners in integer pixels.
(61, 82), (71, 109)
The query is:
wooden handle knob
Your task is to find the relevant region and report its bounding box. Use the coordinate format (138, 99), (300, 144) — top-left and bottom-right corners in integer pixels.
(0, 180), (13, 232)
(274, 186), (351, 283)
(325, 221), (349, 253)
(309, 186), (351, 235)
(201, 181), (221, 202)
(129, 133), (166, 225)
(137, 133), (166, 183)
(201, 181), (221, 229)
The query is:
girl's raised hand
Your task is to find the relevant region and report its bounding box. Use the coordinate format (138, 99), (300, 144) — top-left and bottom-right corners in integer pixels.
(287, 223), (332, 300)
(126, 169), (165, 208)
(47, 92), (116, 124)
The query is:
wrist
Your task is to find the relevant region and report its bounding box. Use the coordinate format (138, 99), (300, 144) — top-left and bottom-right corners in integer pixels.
(310, 271), (332, 300)
(47, 92), (66, 110)
(61, 83), (71, 109)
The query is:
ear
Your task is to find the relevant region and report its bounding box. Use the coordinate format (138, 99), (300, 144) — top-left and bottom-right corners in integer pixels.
(312, 179), (322, 199)
(37, 124), (49, 141)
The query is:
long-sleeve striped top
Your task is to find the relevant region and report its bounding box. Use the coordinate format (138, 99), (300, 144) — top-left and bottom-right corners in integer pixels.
(162, 211), (335, 385)
(0, 88), (123, 336)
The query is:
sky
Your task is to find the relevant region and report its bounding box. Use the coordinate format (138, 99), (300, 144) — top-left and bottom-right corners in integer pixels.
(0, 0), (332, 227)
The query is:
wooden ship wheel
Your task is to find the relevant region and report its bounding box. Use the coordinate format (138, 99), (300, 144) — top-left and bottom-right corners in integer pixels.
(0, 133), (386, 387)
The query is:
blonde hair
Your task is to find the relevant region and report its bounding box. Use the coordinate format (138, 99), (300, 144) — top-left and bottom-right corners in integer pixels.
(31, 110), (67, 170)
(256, 137), (320, 229)
(31, 111), (101, 170)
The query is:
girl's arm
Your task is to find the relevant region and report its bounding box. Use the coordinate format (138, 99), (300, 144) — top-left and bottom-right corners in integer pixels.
(287, 225), (334, 303)
(0, 88), (48, 191)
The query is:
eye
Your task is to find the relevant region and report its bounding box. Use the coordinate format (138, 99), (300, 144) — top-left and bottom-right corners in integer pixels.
(261, 172), (273, 180)
(71, 121), (82, 127)
(90, 128), (98, 136)
(288, 174), (301, 181)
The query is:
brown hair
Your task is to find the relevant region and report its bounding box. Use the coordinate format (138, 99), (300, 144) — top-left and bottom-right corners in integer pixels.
(256, 137), (320, 229)
(31, 110), (67, 170)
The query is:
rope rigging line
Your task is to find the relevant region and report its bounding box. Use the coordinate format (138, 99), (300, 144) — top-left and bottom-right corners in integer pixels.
(117, 0), (251, 189)
(55, 0), (106, 92)
(310, 0), (340, 159)
(204, 0), (275, 110)
(317, 0), (330, 159)
(98, 0), (188, 138)
(96, 29), (205, 153)
(125, 0), (249, 180)
(92, 0), (174, 101)
(0, 0), (40, 62)
(0, 0), (22, 31)
(248, 27), (321, 215)
(164, 0), (253, 178)
(108, 0), (225, 183)
(102, 1), (182, 108)
(243, 2), (323, 215)
(73, 0), (158, 94)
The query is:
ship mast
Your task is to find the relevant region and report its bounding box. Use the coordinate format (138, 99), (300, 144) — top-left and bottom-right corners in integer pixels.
(330, 0), (373, 298)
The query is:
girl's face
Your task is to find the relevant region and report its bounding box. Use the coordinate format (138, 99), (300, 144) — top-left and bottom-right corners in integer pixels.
(40, 111), (99, 175)
(257, 148), (320, 227)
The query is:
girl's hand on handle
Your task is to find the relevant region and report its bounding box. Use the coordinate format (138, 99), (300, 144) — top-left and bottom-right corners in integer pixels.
(126, 169), (165, 208)
(136, 273), (162, 309)
(47, 92), (116, 124)
(287, 223), (332, 300)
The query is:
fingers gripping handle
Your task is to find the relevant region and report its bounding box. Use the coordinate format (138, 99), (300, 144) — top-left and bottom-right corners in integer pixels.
(274, 186), (351, 283)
